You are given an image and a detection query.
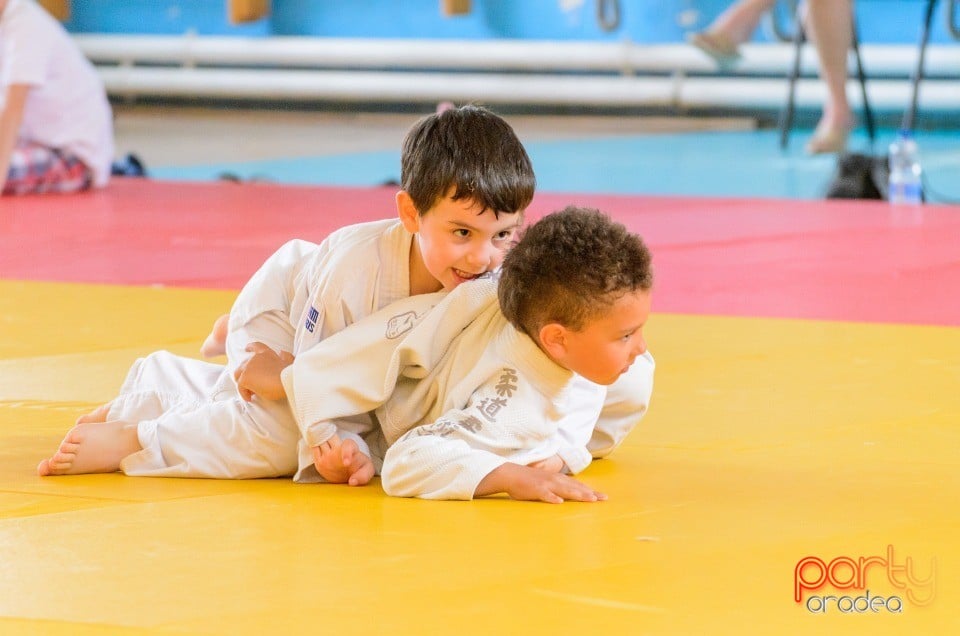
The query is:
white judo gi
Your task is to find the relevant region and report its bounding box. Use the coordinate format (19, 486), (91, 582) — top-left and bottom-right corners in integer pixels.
(106, 219), (414, 479)
(282, 278), (656, 498)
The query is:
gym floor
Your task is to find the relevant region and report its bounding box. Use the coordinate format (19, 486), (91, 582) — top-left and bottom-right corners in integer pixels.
(1, 105), (958, 634)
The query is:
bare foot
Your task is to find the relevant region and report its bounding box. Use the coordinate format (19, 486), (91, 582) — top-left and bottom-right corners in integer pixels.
(200, 313), (230, 358)
(311, 436), (375, 486)
(37, 420), (141, 476)
(75, 402), (113, 425)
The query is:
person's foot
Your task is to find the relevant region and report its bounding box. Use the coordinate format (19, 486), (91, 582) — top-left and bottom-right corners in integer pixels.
(200, 314), (230, 358)
(37, 420), (140, 476)
(687, 31), (742, 69)
(76, 402), (113, 425)
(806, 116), (854, 155)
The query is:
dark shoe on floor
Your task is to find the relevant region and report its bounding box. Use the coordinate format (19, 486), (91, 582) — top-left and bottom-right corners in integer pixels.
(111, 153), (148, 177)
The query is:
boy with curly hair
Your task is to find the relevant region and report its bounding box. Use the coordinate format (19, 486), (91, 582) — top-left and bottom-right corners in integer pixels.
(252, 205), (655, 501)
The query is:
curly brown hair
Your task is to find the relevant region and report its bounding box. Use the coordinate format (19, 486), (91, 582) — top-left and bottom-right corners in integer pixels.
(400, 105), (535, 218)
(498, 206), (653, 337)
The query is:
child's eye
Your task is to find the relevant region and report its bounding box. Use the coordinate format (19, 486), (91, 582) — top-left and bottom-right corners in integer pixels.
(495, 230), (514, 241)
(453, 229), (470, 238)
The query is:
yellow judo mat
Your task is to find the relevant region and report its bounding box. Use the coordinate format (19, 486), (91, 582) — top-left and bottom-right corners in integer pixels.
(1, 279), (957, 634)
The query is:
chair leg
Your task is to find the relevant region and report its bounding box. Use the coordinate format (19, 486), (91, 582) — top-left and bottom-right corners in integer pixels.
(903, 0), (940, 131)
(778, 6), (805, 151)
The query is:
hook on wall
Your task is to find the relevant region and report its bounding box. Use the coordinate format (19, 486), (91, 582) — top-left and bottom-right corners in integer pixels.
(596, 0), (620, 32)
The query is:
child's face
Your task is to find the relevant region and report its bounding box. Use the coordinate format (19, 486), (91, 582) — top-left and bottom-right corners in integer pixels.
(401, 191), (522, 292)
(555, 289), (651, 386)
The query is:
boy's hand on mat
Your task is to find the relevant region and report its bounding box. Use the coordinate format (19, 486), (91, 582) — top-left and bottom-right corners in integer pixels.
(475, 463), (606, 504)
(528, 454), (565, 473)
(234, 342), (294, 402)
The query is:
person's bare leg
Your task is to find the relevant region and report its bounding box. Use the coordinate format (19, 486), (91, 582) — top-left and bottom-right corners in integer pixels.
(689, 0), (776, 67)
(37, 420), (141, 476)
(708, 0), (777, 45)
(805, 0), (855, 153)
(200, 313), (230, 358)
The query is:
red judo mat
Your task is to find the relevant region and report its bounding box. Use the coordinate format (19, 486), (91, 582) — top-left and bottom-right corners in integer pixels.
(2, 179), (959, 326)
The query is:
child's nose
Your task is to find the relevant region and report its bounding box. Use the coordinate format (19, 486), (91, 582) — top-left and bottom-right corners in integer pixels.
(465, 245), (494, 270)
(633, 335), (647, 356)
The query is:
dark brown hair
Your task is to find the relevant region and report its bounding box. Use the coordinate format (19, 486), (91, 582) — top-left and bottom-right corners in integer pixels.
(499, 206), (653, 336)
(400, 105), (535, 218)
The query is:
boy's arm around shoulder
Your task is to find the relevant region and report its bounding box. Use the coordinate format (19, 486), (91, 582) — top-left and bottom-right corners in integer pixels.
(590, 351), (656, 458)
(284, 278), (499, 450)
(281, 291), (446, 448)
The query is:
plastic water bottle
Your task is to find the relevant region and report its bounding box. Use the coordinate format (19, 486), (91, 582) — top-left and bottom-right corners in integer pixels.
(888, 130), (923, 205)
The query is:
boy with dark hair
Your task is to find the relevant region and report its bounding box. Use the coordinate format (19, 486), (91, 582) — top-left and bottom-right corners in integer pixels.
(241, 206), (655, 501)
(37, 105), (534, 484)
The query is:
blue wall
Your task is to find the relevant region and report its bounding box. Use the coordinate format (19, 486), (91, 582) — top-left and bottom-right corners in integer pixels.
(64, 0), (957, 44)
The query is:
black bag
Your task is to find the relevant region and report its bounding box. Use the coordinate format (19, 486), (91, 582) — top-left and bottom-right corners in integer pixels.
(111, 153), (147, 177)
(825, 153), (889, 200)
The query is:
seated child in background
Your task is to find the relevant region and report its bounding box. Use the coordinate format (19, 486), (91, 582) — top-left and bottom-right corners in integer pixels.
(36, 105), (535, 482)
(0, 0), (113, 195)
(239, 206), (655, 502)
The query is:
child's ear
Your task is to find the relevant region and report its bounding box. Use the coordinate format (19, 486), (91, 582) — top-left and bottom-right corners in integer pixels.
(538, 323), (568, 361)
(396, 191), (421, 234)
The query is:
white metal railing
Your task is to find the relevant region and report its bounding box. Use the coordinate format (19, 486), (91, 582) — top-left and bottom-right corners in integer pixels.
(76, 35), (960, 110)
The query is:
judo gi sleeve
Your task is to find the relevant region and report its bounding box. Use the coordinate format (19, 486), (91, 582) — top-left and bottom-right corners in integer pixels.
(589, 351), (656, 457)
(381, 368), (551, 501)
(551, 376), (606, 474)
(282, 292), (445, 448)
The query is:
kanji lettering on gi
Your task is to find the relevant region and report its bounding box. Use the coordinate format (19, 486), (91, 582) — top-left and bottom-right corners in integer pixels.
(416, 418), (458, 438)
(495, 368), (518, 398)
(477, 397), (508, 422)
(459, 415), (484, 433)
